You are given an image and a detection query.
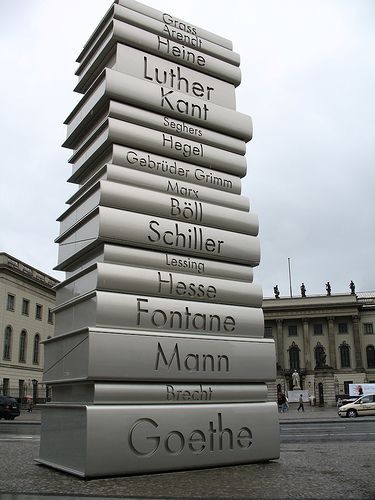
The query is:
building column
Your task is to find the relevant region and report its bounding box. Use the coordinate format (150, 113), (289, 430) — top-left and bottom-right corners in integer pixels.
(352, 315), (363, 370)
(276, 320), (284, 370)
(327, 317), (337, 369)
(303, 319), (311, 370)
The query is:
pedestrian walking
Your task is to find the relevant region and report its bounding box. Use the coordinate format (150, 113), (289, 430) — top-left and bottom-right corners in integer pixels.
(297, 394), (304, 412)
(282, 394), (289, 413)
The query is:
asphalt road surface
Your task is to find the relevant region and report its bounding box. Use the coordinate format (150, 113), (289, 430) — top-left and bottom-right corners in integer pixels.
(2, 420), (374, 444)
(280, 419), (375, 443)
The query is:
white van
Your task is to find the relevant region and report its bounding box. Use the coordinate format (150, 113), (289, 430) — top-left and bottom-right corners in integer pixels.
(338, 394), (375, 418)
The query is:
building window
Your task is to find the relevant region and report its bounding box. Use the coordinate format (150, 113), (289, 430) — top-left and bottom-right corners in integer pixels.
(313, 324), (323, 335)
(35, 304), (42, 320)
(367, 345), (375, 369)
(2, 378), (9, 396)
(288, 341), (300, 370)
(364, 323), (374, 335)
(22, 299), (30, 316)
(48, 308), (54, 324)
(18, 380), (25, 400)
(19, 330), (27, 363)
(339, 341), (350, 368)
(3, 326), (12, 360)
(338, 322), (348, 334)
(33, 334), (40, 364)
(264, 326), (273, 338)
(6, 294), (15, 311)
(314, 342), (327, 368)
(288, 325), (298, 336)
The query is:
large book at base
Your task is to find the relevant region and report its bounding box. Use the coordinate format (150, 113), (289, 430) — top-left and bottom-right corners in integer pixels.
(37, 403), (280, 478)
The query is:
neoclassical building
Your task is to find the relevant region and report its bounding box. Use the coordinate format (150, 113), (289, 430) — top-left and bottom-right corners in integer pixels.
(0, 253), (58, 403)
(263, 292), (375, 406)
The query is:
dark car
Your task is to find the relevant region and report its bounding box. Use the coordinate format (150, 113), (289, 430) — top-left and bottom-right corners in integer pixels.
(0, 396), (20, 420)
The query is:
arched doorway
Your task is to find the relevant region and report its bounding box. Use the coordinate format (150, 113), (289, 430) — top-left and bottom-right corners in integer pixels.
(318, 382), (324, 407)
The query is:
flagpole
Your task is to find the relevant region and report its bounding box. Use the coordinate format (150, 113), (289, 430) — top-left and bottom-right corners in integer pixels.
(288, 257), (293, 298)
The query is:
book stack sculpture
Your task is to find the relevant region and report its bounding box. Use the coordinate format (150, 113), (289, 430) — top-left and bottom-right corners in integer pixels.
(37, 0), (280, 477)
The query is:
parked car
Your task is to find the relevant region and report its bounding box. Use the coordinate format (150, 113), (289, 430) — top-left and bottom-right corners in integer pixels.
(338, 393), (375, 418)
(0, 396), (20, 420)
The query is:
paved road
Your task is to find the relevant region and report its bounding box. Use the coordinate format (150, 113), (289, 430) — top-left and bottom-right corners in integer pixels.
(280, 419), (375, 443)
(3, 419), (375, 444)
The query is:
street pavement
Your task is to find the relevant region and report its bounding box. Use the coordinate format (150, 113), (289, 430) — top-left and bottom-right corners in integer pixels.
(0, 406), (374, 499)
(13, 403), (343, 424)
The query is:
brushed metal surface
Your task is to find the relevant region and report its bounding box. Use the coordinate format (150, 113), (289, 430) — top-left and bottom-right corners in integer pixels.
(68, 164), (249, 213)
(69, 118), (247, 179)
(43, 328), (275, 383)
(51, 381), (269, 404)
(62, 244), (254, 283)
(111, 5), (239, 63)
(65, 69), (251, 143)
(64, 101), (246, 155)
(55, 262), (262, 307)
(56, 207), (261, 268)
(75, 3), (238, 92)
(37, 402), (279, 477)
(76, 20), (241, 93)
(116, 0), (234, 50)
(77, 0), (234, 71)
(77, 42), (236, 108)
(53, 290), (264, 337)
(58, 180), (257, 236)
(70, 143), (242, 195)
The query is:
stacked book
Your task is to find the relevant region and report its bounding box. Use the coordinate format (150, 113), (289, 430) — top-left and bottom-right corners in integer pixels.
(37, 0), (280, 477)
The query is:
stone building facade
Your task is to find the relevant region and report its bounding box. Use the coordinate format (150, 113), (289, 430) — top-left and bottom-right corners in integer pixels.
(0, 253), (58, 403)
(263, 292), (375, 406)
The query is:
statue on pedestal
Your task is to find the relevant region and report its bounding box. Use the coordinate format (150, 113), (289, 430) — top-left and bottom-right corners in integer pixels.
(273, 285), (280, 299)
(349, 280), (355, 295)
(300, 283), (306, 298)
(292, 369), (301, 389)
(326, 282), (331, 296)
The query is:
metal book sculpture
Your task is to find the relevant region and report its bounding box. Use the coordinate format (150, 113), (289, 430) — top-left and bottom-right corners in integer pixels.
(37, 0), (280, 477)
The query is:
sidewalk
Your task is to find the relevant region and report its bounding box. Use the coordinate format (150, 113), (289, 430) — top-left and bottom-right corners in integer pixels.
(278, 403), (341, 423)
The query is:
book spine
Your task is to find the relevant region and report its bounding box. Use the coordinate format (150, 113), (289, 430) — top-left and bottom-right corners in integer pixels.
(70, 118), (247, 179)
(66, 69), (251, 144)
(55, 262), (262, 307)
(110, 144), (242, 194)
(65, 100), (246, 154)
(43, 329), (275, 383)
(55, 207), (261, 268)
(113, 5), (240, 65)
(77, 41), (237, 108)
(104, 68), (249, 139)
(109, 101), (247, 154)
(51, 381), (268, 404)
(71, 143), (243, 196)
(77, 20), (241, 90)
(116, 0), (234, 50)
(58, 180), (257, 236)
(69, 164), (249, 212)
(53, 290), (264, 338)
(37, 402), (279, 477)
(64, 244), (254, 284)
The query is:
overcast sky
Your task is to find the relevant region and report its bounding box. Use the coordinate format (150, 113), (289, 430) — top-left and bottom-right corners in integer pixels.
(0, 0), (374, 298)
